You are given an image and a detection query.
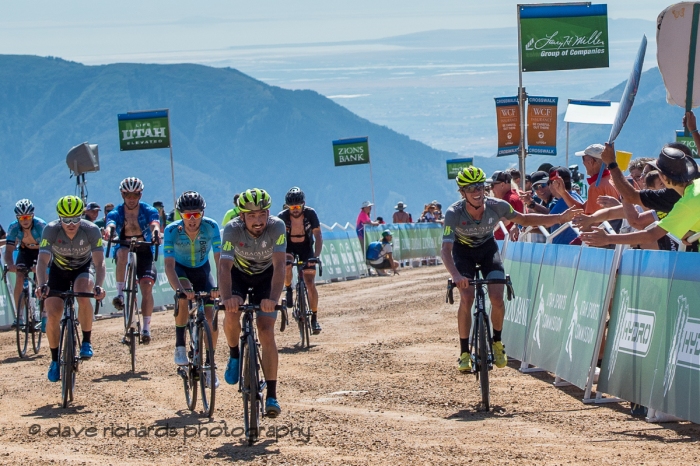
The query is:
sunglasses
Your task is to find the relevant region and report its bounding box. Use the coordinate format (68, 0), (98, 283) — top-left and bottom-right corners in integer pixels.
(288, 205), (303, 211)
(16, 214), (34, 222)
(534, 184), (547, 191)
(122, 192), (141, 200)
(181, 212), (203, 220)
(60, 216), (82, 225)
(461, 183), (485, 193)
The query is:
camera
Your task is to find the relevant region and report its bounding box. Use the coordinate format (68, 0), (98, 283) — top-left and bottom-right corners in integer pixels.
(569, 164), (584, 183)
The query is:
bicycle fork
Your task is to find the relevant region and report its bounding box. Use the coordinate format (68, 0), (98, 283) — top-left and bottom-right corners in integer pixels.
(471, 289), (494, 372)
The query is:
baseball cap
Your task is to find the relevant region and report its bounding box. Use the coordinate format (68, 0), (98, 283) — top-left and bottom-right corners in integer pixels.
(491, 170), (512, 184)
(381, 229), (392, 238)
(361, 201), (373, 208)
(86, 202), (101, 211)
(549, 166), (572, 183)
(153, 200), (164, 208)
(575, 143), (605, 159)
(530, 171), (549, 187)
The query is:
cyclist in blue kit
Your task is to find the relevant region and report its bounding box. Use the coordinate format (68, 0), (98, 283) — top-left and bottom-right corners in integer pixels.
(162, 191), (221, 387)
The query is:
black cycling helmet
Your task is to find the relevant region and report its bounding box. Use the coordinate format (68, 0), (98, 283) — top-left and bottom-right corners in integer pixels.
(176, 191), (206, 211)
(285, 187), (305, 205)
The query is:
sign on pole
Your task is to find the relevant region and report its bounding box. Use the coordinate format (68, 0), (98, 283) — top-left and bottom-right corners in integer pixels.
(332, 137), (370, 166)
(446, 158), (473, 179)
(527, 96), (558, 155)
(519, 3), (609, 72)
(676, 130), (699, 157)
(495, 96), (521, 156)
(118, 110), (171, 151)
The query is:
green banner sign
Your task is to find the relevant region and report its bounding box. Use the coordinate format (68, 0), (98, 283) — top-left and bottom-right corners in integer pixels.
(364, 223), (442, 261)
(676, 130), (699, 158)
(446, 158), (473, 179)
(520, 4), (609, 72)
(332, 137), (370, 167)
(118, 110), (171, 151)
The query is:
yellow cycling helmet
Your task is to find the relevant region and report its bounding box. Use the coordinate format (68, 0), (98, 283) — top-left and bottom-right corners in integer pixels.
(456, 166), (486, 187)
(56, 195), (84, 217)
(237, 188), (272, 212)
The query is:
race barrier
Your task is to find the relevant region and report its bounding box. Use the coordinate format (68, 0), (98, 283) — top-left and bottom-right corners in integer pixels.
(318, 223), (367, 281)
(364, 223), (442, 262)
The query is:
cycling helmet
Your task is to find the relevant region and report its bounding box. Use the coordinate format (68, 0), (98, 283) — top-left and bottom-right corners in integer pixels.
(14, 199), (34, 216)
(456, 166), (486, 187)
(119, 177), (144, 193)
(56, 195), (84, 217)
(285, 187), (305, 205)
(237, 188), (272, 212)
(176, 191), (206, 211)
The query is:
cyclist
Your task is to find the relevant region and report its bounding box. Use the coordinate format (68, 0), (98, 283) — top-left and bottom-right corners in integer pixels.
(442, 167), (577, 373)
(4, 199), (47, 331)
(219, 188), (286, 418)
(163, 191), (222, 388)
(278, 187), (323, 334)
(35, 196), (106, 382)
(103, 177), (161, 344)
(221, 194), (241, 226)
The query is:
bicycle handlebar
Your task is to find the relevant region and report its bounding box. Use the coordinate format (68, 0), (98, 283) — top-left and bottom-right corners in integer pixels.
(106, 232), (160, 261)
(446, 276), (515, 305)
(285, 256), (323, 277)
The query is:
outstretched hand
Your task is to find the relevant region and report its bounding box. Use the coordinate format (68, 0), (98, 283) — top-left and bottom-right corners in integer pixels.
(580, 226), (610, 247)
(597, 195), (621, 209)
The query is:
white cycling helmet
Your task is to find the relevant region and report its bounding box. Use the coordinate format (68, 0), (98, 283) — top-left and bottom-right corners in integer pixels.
(14, 199), (35, 216)
(119, 177), (144, 193)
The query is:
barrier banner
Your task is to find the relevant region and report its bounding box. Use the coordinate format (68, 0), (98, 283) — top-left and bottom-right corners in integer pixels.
(650, 252), (700, 423)
(0, 272), (13, 326)
(319, 230), (364, 280)
(555, 247), (614, 389)
(598, 250), (677, 407)
(519, 4), (609, 72)
(332, 137), (370, 167)
(364, 223), (442, 261)
(527, 96), (558, 155)
(524, 244), (581, 371)
(495, 97), (521, 156)
(117, 110), (170, 151)
(502, 242), (546, 361)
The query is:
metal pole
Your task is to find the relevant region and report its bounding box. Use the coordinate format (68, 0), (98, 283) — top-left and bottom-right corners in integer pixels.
(517, 5), (527, 190)
(368, 137), (376, 218)
(166, 109), (177, 209)
(566, 120), (570, 168)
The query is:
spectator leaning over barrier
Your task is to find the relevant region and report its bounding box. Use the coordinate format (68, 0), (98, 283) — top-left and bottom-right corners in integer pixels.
(419, 204), (437, 223)
(628, 158), (654, 189)
(581, 146), (700, 248)
(433, 202), (444, 224)
(547, 167), (585, 245)
(520, 171), (554, 214)
(491, 170), (524, 240)
(443, 166), (579, 373)
(367, 229), (399, 276)
(356, 201), (379, 250)
(393, 202), (411, 223)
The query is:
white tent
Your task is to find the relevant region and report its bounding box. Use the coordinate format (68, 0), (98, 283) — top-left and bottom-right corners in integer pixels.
(564, 100), (619, 165)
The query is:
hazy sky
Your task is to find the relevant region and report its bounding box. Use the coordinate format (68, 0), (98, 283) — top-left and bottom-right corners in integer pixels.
(0, 1), (672, 63)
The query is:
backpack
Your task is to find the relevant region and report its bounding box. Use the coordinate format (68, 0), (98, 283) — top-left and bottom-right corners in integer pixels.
(366, 241), (383, 261)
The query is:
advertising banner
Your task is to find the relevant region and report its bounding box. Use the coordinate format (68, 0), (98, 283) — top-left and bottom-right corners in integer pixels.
(446, 158), (473, 179)
(118, 110), (170, 151)
(597, 250), (677, 407)
(332, 137), (370, 167)
(527, 96), (558, 155)
(524, 244), (581, 371)
(520, 3), (609, 72)
(676, 130), (699, 157)
(364, 223), (442, 261)
(495, 97), (521, 156)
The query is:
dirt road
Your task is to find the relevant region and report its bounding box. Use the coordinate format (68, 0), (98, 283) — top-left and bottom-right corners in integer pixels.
(0, 267), (698, 465)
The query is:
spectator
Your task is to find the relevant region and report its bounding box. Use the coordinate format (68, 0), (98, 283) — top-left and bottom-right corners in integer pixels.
(367, 229), (399, 276)
(509, 169), (523, 189)
(377, 216), (386, 225)
(491, 170), (524, 240)
(521, 171), (554, 214)
(433, 202), (444, 224)
(418, 204), (437, 223)
(548, 167), (585, 245)
(393, 202), (411, 223)
(94, 203), (113, 230)
(628, 158), (653, 188)
(83, 202), (101, 223)
(356, 201), (379, 250)
(153, 200), (167, 230)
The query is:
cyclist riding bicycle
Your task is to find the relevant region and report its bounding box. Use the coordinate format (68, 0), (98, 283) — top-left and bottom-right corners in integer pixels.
(221, 194), (241, 226)
(278, 187), (323, 334)
(163, 191), (222, 386)
(442, 166), (577, 373)
(35, 196), (107, 382)
(219, 188), (287, 418)
(103, 177), (161, 344)
(4, 199), (47, 331)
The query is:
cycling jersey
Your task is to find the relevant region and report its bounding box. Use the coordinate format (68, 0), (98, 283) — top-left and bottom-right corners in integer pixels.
(39, 219), (103, 270)
(442, 197), (516, 248)
(220, 216), (286, 275)
(163, 217), (222, 268)
(6, 217), (47, 247)
(105, 202), (160, 249)
(277, 207), (320, 249)
(222, 208), (239, 226)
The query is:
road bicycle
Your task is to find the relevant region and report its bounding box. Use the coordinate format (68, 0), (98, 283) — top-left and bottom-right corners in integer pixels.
(175, 291), (218, 418)
(286, 256), (321, 348)
(52, 287), (99, 408)
(106, 234), (159, 372)
(3, 265), (43, 358)
(447, 267), (514, 411)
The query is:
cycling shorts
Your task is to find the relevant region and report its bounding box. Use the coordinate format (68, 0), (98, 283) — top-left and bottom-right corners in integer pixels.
(229, 265), (277, 319)
(47, 261), (94, 297)
(287, 241), (316, 271)
(16, 247), (39, 269)
(175, 261), (215, 295)
(453, 238), (505, 280)
(134, 248), (157, 282)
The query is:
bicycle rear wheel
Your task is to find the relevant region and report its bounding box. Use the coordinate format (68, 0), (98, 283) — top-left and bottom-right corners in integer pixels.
(60, 321), (75, 408)
(477, 313), (490, 411)
(198, 320), (216, 418)
(16, 291), (29, 358)
(32, 298), (43, 354)
(242, 334), (260, 445)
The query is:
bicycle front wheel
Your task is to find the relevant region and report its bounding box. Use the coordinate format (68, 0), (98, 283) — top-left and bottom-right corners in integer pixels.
(128, 328), (137, 372)
(124, 262), (138, 331)
(296, 283), (310, 348)
(477, 313), (490, 411)
(185, 324), (198, 411)
(32, 298), (43, 354)
(16, 291), (30, 358)
(242, 334), (260, 446)
(198, 320), (216, 418)
(60, 321), (75, 408)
